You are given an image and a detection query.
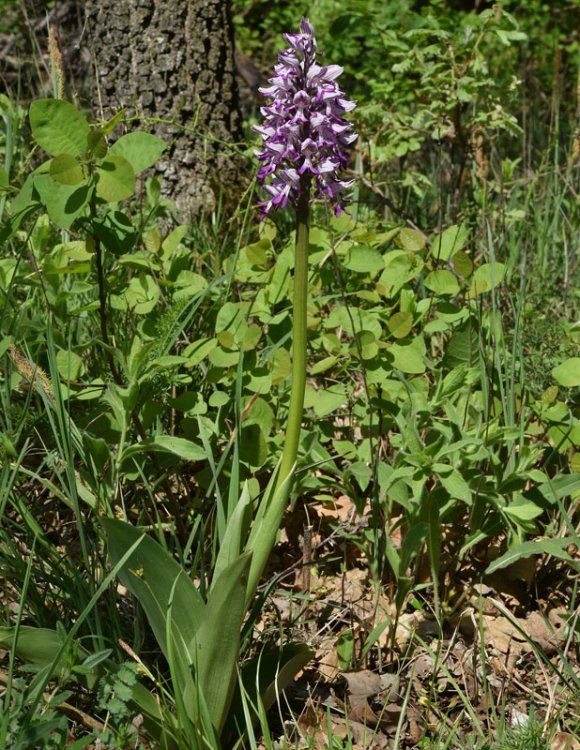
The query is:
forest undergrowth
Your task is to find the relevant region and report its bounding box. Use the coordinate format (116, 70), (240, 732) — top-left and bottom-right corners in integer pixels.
(0, 1), (579, 749)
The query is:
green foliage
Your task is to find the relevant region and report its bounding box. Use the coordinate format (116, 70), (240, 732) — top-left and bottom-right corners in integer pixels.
(1, 1), (579, 746)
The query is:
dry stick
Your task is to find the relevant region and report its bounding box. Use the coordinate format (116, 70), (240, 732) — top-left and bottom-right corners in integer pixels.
(95, 236), (188, 543)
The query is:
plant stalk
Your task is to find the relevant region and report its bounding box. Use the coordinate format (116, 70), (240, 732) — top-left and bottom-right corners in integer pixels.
(278, 185), (310, 488)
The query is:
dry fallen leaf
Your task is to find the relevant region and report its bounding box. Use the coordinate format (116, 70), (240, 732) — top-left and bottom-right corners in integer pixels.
(551, 733), (580, 750)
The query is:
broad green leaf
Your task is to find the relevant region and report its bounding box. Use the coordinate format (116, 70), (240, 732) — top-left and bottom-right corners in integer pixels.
(123, 435), (206, 462)
(538, 473), (580, 503)
(29, 99), (90, 157)
(424, 270), (460, 296)
(184, 337), (217, 366)
(324, 305), (382, 339)
(10, 173), (40, 215)
(240, 424), (268, 468)
(174, 271), (207, 301)
(388, 336), (426, 374)
(388, 311), (413, 339)
(245, 464), (294, 608)
(56, 350), (85, 381)
(96, 155), (135, 202)
(190, 553), (252, 733)
(310, 355), (338, 375)
(346, 461), (372, 492)
(209, 346), (240, 368)
(162, 225), (188, 256)
(343, 245), (384, 274)
(398, 228), (426, 252)
(484, 537), (577, 576)
(503, 497), (543, 521)
(378, 252), (423, 298)
(337, 629), (355, 669)
(469, 262), (506, 295)
(215, 301), (247, 337)
(109, 132), (166, 174)
(123, 274), (160, 314)
(431, 224), (468, 262)
(93, 210), (137, 255)
(305, 383), (347, 417)
(212, 484), (253, 585)
(398, 522), (429, 575)
(102, 518), (205, 695)
(439, 469), (472, 504)
(0, 626), (88, 666)
(49, 154), (84, 186)
(269, 347), (291, 384)
(33, 175), (91, 229)
(452, 250), (473, 277)
(552, 358), (580, 388)
(87, 129), (108, 158)
(443, 320), (479, 368)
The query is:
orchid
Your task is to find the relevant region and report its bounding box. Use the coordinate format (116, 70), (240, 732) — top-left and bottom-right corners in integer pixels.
(254, 17), (357, 218)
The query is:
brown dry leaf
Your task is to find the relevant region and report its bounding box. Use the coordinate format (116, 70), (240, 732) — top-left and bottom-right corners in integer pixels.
(316, 641), (341, 682)
(313, 494), (357, 523)
(484, 614), (528, 652)
(526, 611), (565, 655)
(551, 733), (580, 750)
(343, 670), (382, 723)
(412, 652), (435, 681)
(329, 717), (390, 750)
(343, 669), (382, 699)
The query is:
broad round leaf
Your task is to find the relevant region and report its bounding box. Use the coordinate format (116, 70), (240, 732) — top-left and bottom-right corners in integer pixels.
(398, 228), (426, 252)
(424, 269), (460, 296)
(56, 350), (85, 381)
(389, 336), (426, 374)
(469, 262), (506, 295)
(29, 99), (90, 157)
(431, 224), (468, 262)
(388, 311), (413, 339)
(50, 154), (84, 186)
(33, 174), (92, 229)
(552, 358), (580, 388)
(452, 250), (473, 278)
(343, 245), (384, 274)
(109, 132), (166, 174)
(95, 155), (135, 202)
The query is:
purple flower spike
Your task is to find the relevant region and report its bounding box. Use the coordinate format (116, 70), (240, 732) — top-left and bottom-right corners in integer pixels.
(254, 17), (357, 218)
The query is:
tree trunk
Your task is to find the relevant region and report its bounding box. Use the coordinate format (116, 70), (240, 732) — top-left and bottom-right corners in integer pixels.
(85, 0), (245, 217)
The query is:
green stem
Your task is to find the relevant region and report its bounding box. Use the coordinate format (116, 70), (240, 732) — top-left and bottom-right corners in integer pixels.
(277, 185), (310, 488)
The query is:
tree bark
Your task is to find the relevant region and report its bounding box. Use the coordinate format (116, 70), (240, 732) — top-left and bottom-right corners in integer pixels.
(85, 0), (246, 217)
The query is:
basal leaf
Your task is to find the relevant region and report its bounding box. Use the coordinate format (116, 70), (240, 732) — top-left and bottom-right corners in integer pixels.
(190, 553), (252, 733)
(102, 518), (205, 696)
